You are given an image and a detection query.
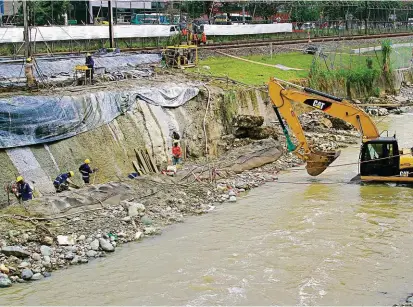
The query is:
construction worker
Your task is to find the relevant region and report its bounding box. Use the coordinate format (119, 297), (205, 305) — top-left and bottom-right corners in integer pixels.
(172, 141), (182, 165)
(53, 171), (74, 192)
(24, 57), (37, 89)
(85, 53), (94, 83)
(79, 159), (98, 184)
(15, 176), (33, 202)
(201, 32), (207, 45)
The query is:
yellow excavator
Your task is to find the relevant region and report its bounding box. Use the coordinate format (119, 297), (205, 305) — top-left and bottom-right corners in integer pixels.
(268, 77), (413, 183)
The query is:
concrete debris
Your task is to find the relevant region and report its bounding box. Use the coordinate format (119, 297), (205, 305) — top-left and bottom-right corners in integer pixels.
(57, 235), (76, 246)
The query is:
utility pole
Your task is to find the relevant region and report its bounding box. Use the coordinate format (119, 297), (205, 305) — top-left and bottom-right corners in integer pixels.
(242, 3), (246, 24)
(22, 0), (30, 58)
(364, 0), (368, 35)
(108, 0), (114, 48)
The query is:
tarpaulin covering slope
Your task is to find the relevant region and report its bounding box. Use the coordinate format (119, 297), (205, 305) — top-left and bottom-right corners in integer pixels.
(0, 84), (198, 148)
(0, 53), (161, 80)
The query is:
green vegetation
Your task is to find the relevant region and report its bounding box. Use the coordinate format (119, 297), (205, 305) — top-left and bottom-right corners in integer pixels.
(198, 39), (403, 98)
(198, 52), (312, 85)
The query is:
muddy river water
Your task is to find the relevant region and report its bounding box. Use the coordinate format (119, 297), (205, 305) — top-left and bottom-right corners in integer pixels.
(2, 114), (413, 305)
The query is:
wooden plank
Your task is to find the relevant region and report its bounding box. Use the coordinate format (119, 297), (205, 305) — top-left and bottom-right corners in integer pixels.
(134, 149), (147, 174)
(145, 147), (159, 173)
(132, 161), (143, 176)
(142, 151), (154, 173)
(135, 149), (151, 174)
(133, 151), (146, 175)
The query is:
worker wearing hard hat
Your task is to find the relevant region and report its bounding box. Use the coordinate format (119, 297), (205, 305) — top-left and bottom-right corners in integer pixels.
(15, 176), (33, 202)
(85, 53), (95, 82)
(24, 57), (37, 89)
(79, 159), (98, 185)
(53, 171), (74, 192)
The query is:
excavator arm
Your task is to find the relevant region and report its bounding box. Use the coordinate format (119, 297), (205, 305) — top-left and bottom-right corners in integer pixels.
(268, 78), (380, 176)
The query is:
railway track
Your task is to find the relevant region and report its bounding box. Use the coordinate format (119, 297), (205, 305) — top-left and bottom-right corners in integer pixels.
(1, 31), (413, 60)
(123, 31), (413, 53)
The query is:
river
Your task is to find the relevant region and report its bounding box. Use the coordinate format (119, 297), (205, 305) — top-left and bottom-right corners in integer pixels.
(1, 114), (413, 305)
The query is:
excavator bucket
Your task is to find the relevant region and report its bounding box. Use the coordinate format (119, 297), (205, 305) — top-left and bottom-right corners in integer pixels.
(305, 150), (341, 176)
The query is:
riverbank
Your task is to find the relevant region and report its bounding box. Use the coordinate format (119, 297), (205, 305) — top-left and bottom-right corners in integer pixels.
(0, 111), (361, 288)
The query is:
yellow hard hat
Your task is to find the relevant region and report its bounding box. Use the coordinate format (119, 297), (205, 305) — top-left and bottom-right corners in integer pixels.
(86, 53), (91, 57)
(26, 57), (32, 62)
(84, 159), (90, 164)
(69, 171), (74, 177)
(16, 176), (23, 182)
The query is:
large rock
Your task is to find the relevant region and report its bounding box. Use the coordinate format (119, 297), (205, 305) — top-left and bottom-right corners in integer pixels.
(1, 246), (31, 258)
(40, 245), (53, 257)
(98, 238), (115, 252)
(21, 269), (33, 280)
(90, 239), (99, 251)
(225, 140), (283, 174)
(0, 274), (11, 288)
(233, 115), (264, 128)
(329, 117), (353, 130)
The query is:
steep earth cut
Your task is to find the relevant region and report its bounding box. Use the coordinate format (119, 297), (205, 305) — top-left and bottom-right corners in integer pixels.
(0, 77), (277, 205)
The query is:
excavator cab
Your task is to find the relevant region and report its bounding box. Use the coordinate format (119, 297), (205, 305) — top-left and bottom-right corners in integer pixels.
(359, 138), (400, 177)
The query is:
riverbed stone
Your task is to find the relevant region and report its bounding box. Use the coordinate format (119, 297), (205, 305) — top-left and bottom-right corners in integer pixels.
(134, 232), (143, 240)
(40, 245), (53, 257)
(1, 246), (31, 258)
(0, 263), (9, 274)
(122, 216), (131, 222)
(86, 250), (97, 258)
(144, 227), (157, 235)
(77, 235), (86, 242)
(42, 272), (51, 278)
(98, 238), (115, 252)
(18, 261), (30, 269)
(229, 196), (237, 202)
(70, 256), (80, 265)
(42, 236), (54, 246)
(127, 202), (146, 217)
(21, 269), (33, 280)
(141, 215), (153, 226)
(64, 252), (75, 260)
(31, 253), (41, 262)
(31, 273), (43, 281)
(0, 274), (11, 288)
(57, 235), (76, 246)
(90, 239), (99, 251)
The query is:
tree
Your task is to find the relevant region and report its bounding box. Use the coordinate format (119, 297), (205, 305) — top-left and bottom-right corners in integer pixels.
(25, 0), (69, 26)
(253, 3), (278, 20)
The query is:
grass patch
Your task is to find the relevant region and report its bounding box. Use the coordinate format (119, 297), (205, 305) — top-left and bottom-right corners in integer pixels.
(197, 52), (312, 85)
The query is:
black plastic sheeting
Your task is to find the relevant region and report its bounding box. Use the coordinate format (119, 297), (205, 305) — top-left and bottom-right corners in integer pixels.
(0, 84), (199, 148)
(0, 53), (161, 80)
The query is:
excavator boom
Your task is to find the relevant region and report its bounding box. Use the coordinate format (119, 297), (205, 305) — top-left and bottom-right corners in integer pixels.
(268, 78), (380, 176)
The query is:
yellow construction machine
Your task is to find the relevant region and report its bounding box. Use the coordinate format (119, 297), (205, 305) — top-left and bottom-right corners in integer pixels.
(269, 77), (413, 183)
